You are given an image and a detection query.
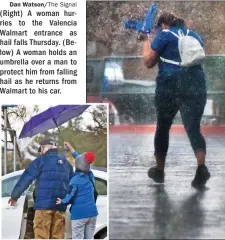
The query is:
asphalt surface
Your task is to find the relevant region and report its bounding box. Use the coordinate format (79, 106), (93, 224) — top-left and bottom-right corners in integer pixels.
(109, 133), (225, 239)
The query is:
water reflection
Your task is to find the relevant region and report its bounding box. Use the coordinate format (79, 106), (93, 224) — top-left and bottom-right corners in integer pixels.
(151, 184), (206, 239)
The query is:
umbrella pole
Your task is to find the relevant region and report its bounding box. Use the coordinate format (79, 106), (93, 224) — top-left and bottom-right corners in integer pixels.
(52, 118), (64, 147)
(51, 119), (65, 153)
(56, 126), (65, 150)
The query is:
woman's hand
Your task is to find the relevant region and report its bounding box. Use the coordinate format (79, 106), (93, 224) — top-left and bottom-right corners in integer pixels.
(56, 198), (62, 205)
(64, 142), (75, 153)
(185, 20), (194, 29)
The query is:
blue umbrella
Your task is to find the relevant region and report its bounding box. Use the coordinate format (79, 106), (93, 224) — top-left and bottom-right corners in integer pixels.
(124, 3), (158, 34)
(19, 105), (90, 139)
(142, 3), (158, 34)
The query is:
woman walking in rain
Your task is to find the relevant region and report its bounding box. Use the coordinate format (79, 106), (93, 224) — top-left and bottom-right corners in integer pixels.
(143, 13), (210, 189)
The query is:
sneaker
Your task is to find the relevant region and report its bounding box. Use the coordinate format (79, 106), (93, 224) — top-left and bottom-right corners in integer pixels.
(191, 164), (210, 189)
(147, 166), (165, 183)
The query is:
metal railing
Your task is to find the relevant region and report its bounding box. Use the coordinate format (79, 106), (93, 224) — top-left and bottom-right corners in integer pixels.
(87, 55), (225, 124)
(1, 105), (18, 175)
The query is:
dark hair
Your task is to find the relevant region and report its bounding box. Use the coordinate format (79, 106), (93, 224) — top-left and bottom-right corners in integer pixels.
(157, 12), (185, 27)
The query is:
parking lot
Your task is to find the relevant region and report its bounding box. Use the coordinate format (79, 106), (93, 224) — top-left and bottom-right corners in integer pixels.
(109, 132), (225, 239)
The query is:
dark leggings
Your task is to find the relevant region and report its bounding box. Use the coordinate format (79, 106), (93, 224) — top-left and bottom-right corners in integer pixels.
(154, 67), (207, 159)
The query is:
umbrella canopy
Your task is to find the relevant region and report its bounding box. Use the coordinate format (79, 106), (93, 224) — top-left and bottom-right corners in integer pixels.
(142, 3), (158, 34)
(124, 3), (158, 34)
(19, 105), (90, 139)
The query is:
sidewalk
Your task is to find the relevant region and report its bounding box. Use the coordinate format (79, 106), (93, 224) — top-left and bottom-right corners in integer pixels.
(109, 132), (225, 239)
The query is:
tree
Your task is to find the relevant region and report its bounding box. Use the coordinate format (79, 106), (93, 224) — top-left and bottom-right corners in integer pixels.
(1, 148), (32, 174)
(1, 105), (39, 173)
(86, 105), (107, 134)
(73, 116), (84, 130)
(25, 106), (107, 168)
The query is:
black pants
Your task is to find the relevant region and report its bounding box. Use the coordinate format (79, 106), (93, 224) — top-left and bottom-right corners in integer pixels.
(154, 67), (207, 159)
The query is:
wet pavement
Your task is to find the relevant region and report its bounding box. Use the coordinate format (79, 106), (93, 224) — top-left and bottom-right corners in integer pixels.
(109, 133), (225, 239)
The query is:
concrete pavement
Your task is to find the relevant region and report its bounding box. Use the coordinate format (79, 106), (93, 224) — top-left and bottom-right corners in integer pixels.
(109, 133), (225, 239)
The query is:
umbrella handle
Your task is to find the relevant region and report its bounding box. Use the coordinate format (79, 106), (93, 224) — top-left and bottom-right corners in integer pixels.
(65, 144), (69, 150)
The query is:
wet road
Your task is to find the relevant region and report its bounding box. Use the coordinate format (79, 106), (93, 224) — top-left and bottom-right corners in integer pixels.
(109, 133), (225, 239)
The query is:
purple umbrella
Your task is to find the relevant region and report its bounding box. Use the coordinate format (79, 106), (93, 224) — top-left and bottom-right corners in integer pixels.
(19, 105), (90, 139)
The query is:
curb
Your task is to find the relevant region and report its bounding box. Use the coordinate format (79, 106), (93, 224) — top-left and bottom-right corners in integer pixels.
(109, 125), (225, 135)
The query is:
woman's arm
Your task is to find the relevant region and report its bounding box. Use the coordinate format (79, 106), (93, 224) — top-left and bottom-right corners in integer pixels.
(72, 151), (80, 159)
(185, 20), (194, 29)
(143, 37), (159, 68)
(64, 141), (80, 159)
(64, 141), (75, 153)
(56, 184), (78, 205)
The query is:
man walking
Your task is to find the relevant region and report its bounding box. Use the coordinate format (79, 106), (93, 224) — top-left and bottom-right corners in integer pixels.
(8, 139), (74, 239)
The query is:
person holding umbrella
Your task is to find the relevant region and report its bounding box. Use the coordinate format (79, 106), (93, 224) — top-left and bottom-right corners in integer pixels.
(56, 142), (98, 240)
(143, 12), (210, 189)
(8, 139), (74, 239)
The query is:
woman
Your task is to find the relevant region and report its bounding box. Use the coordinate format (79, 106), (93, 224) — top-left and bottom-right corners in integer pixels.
(143, 13), (210, 189)
(56, 142), (98, 239)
